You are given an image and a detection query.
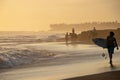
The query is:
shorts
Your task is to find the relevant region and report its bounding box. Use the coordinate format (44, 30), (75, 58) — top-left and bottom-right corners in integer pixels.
(107, 47), (115, 54)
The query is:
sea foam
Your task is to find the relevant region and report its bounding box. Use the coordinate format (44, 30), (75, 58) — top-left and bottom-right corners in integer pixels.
(0, 47), (55, 68)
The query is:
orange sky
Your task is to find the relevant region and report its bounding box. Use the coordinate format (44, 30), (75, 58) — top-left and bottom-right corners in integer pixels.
(0, 0), (120, 31)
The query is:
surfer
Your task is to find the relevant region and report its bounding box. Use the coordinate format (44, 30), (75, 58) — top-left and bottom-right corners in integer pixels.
(107, 32), (119, 65)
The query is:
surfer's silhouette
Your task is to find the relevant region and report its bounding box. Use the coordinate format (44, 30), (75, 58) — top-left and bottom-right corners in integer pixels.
(107, 32), (119, 65)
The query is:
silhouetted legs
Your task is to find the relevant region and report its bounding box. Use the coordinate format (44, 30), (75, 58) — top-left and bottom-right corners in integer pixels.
(108, 47), (114, 65)
(108, 53), (113, 65)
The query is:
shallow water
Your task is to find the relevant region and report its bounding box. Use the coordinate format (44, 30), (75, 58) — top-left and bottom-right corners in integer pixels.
(0, 42), (120, 68)
(22, 42), (120, 60)
(22, 42), (100, 52)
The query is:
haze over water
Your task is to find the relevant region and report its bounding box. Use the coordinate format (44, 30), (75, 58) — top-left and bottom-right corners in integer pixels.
(0, 0), (120, 31)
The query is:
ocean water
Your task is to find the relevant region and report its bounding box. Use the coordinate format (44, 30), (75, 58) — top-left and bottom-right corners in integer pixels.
(0, 33), (120, 69)
(0, 41), (120, 69)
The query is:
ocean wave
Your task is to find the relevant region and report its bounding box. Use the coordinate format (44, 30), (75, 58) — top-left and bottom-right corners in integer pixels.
(0, 47), (55, 68)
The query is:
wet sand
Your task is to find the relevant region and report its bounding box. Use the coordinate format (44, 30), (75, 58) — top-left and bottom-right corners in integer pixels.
(64, 71), (120, 80)
(0, 60), (120, 80)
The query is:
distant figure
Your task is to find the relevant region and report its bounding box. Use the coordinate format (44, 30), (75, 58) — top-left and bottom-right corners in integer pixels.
(107, 32), (119, 65)
(65, 32), (69, 43)
(70, 28), (77, 42)
(92, 27), (97, 38)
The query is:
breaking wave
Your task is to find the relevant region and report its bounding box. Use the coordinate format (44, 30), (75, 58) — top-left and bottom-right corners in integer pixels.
(0, 47), (56, 68)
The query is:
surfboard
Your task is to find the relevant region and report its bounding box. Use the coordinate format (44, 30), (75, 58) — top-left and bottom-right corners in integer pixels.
(92, 38), (107, 48)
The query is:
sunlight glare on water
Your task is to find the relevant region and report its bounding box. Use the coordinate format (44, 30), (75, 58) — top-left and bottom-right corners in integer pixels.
(23, 42), (101, 52)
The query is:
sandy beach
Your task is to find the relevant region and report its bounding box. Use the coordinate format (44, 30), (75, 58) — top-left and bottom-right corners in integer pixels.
(64, 71), (120, 80)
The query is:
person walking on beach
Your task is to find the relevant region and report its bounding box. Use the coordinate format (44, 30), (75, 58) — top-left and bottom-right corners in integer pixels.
(107, 32), (119, 65)
(65, 32), (69, 43)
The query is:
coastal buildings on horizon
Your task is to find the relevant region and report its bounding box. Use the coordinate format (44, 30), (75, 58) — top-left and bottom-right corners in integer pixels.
(50, 21), (120, 32)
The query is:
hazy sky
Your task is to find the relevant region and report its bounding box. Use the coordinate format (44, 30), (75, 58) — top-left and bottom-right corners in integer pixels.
(0, 0), (120, 31)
